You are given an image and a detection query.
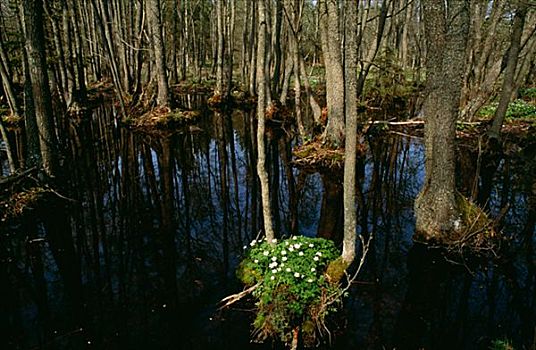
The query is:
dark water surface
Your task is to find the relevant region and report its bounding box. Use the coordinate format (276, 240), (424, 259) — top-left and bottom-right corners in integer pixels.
(1, 99), (535, 349)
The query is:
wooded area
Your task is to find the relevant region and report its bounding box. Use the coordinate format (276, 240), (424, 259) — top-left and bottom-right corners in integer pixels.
(0, 0), (535, 348)
(0, 0), (533, 234)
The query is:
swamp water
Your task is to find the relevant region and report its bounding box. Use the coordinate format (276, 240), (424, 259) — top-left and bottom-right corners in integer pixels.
(1, 99), (535, 349)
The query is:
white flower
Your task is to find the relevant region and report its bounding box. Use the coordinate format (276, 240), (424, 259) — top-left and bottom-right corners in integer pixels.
(288, 247), (294, 252)
(286, 268), (291, 272)
(254, 259), (259, 263)
(243, 245), (247, 249)
(294, 272), (300, 277)
(311, 267), (316, 272)
(281, 250), (286, 255)
(307, 279), (313, 283)
(277, 267), (282, 272)
(263, 251), (269, 256)
(271, 256), (277, 261)
(292, 236), (298, 240)
(301, 274), (304, 278)
(284, 241), (289, 246)
(294, 244), (301, 249)
(269, 262), (278, 268)
(250, 240), (257, 246)
(270, 276), (275, 280)
(271, 238), (277, 243)
(316, 252), (322, 256)
(313, 256), (319, 261)
(282, 256), (288, 261)
(280, 263), (285, 267)
(308, 243), (314, 248)
(299, 252), (304, 256)
(272, 269), (278, 274)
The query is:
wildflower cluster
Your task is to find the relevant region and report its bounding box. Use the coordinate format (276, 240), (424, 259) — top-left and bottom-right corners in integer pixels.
(238, 236), (341, 345)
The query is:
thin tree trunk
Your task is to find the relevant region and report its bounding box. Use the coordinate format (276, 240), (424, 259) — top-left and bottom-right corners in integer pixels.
(488, 3), (528, 139)
(256, 0), (275, 242)
(342, 0), (358, 264)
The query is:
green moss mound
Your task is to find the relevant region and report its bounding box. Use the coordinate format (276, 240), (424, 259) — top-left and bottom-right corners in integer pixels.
(238, 236), (344, 347)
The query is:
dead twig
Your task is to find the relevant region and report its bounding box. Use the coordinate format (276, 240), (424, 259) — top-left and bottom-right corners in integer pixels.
(219, 282), (260, 310)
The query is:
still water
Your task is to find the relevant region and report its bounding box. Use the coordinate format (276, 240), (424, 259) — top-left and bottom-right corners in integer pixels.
(1, 99), (535, 349)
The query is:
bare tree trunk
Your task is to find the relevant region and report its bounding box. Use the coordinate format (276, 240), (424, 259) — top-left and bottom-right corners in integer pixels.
(488, 3), (528, 139)
(342, 0), (358, 264)
(256, 0), (275, 242)
(319, 0), (344, 146)
(414, 0), (469, 239)
(22, 0), (59, 178)
(147, 0), (170, 106)
(215, 0), (225, 95)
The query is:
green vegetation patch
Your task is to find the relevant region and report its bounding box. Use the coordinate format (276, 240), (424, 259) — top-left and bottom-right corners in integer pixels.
(238, 236), (344, 347)
(478, 99), (536, 121)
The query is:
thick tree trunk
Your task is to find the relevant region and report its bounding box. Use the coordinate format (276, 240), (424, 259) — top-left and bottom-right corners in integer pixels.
(488, 3), (528, 139)
(147, 0), (170, 106)
(22, 0), (59, 178)
(319, 0), (345, 146)
(414, 0), (469, 239)
(256, 0), (275, 242)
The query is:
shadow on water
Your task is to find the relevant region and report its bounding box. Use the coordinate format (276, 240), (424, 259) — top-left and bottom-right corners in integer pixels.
(1, 98), (535, 349)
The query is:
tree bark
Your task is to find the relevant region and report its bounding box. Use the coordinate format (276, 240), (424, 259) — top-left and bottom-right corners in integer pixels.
(256, 0), (275, 242)
(147, 0), (170, 106)
(414, 0), (469, 238)
(22, 0), (59, 178)
(319, 0), (345, 146)
(488, 3), (528, 139)
(342, 0), (358, 264)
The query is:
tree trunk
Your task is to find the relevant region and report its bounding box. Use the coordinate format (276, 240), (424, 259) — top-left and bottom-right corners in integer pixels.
(256, 0), (275, 242)
(342, 0), (358, 264)
(414, 0), (469, 239)
(488, 3), (528, 139)
(147, 0), (170, 106)
(215, 0), (225, 95)
(319, 0), (345, 146)
(22, 0), (59, 178)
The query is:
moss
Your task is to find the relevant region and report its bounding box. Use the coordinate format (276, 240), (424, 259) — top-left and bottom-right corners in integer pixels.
(325, 257), (348, 284)
(455, 192), (494, 239)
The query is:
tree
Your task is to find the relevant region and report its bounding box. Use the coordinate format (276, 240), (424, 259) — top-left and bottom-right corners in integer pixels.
(342, 0), (358, 264)
(319, 0), (345, 146)
(147, 0), (170, 106)
(22, 0), (59, 178)
(256, 0), (275, 242)
(488, 1), (529, 139)
(414, 0), (470, 238)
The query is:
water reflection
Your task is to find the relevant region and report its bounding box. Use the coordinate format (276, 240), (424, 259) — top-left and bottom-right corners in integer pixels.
(1, 100), (534, 349)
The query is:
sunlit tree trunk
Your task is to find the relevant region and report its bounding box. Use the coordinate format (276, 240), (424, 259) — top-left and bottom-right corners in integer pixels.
(342, 0), (358, 264)
(147, 0), (170, 106)
(319, 0), (344, 146)
(256, 0), (275, 242)
(414, 0), (469, 238)
(488, 2), (528, 140)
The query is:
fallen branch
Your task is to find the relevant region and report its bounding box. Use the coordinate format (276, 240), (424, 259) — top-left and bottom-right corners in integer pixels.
(367, 120), (424, 125)
(0, 166), (38, 186)
(219, 282), (260, 310)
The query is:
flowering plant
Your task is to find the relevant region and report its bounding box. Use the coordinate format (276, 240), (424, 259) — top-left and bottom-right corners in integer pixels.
(237, 236), (342, 346)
